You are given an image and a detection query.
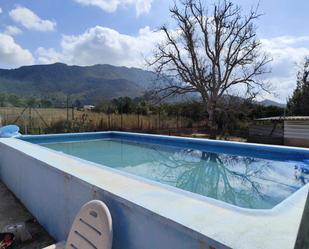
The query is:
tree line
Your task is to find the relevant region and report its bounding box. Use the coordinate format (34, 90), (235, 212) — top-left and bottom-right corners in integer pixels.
(94, 96), (284, 134)
(287, 57), (309, 115)
(0, 93), (53, 108)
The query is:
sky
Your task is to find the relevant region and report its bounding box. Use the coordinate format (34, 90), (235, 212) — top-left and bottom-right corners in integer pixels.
(0, 0), (309, 103)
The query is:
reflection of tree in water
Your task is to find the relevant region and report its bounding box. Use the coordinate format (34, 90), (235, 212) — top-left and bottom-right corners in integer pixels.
(294, 165), (309, 185)
(178, 152), (269, 208)
(149, 147), (272, 208)
(121, 141), (306, 209)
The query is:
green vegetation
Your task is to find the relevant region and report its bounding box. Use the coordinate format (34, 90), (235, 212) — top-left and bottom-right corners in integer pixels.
(0, 95), (284, 137)
(93, 96), (284, 136)
(287, 57), (309, 115)
(0, 93), (53, 108)
(0, 63), (157, 104)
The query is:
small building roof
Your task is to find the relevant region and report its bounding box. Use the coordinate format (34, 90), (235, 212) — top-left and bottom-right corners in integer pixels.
(255, 116), (309, 121)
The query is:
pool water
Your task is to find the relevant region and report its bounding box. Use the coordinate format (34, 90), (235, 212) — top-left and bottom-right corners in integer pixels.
(42, 139), (309, 209)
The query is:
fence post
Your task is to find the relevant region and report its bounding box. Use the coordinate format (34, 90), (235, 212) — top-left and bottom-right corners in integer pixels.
(100, 118), (103, 130)
(29, 107), (32, 134)
(66, 95), (69, 122)
(72, 106), (74, 120)
(24, 119), (27, 135)
(137, 114), (140, 130)
(121, 113), (123, 130)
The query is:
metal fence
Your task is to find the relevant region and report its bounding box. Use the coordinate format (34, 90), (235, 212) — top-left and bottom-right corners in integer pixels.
(0, 107), (207, 135)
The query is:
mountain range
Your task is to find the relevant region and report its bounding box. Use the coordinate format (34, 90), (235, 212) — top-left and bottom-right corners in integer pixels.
(258, 99), (286, 108)
(0, 63), (285, 107)
(0, 63), (157, 103)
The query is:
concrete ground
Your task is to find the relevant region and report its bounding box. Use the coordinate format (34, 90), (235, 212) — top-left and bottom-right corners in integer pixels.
(0, 181), (55, 249)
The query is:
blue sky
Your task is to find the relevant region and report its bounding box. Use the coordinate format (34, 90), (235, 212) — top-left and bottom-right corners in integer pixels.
(0, 0), (309, 102)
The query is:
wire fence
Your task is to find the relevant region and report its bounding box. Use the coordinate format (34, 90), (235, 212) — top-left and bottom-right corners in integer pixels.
(0, 107), (207, 135)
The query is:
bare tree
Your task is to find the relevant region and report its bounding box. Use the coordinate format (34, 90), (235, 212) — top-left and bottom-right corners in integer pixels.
(149, 0), (271, 138)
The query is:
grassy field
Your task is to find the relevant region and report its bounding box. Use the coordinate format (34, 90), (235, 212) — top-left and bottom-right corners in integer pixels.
(0, 107), (248, 142)
(0, 107), (199, 134)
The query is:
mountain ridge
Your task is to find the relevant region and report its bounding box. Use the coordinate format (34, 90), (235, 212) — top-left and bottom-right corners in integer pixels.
(0, 63), (285, 107)
(0, 63), (157, 103)
(258, 99), (286, 108)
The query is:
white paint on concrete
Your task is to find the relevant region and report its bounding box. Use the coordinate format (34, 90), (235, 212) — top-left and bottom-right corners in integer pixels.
(0, 134), (308, 249)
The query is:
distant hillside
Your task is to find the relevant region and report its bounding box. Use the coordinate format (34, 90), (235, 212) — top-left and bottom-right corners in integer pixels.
(0, 63), (158, 104)
(0, 63), (288, 108)
(258, 99), (286, 108)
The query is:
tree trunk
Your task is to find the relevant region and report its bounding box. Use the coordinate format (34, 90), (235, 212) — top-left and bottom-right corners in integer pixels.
(207, 102), (217, 139)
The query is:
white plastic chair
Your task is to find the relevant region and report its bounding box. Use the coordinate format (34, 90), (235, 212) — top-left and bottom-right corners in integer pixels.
(44, 200), (113, 249)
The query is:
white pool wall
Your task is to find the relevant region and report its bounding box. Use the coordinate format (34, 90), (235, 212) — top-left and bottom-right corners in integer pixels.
(0, 131), (308, 249)
(0, 136), (228, 249)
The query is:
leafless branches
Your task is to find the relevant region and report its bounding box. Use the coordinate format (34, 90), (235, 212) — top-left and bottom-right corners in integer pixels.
(149, 0), (272, 137)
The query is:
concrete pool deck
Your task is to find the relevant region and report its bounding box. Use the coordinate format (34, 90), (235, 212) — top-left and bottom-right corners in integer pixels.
(1, 132), (309, 249)
(0, 181), (55, 248)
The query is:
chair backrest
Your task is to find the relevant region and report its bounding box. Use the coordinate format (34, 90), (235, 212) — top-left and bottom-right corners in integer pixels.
(65, 200), (113, 249)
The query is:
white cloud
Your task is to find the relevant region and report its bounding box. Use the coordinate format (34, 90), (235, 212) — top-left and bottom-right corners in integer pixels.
(37, 25), (164, 67)
(0, 33), (34, 67)
(4, 26), (23, 36)
(0, 7), (2, 14)
(135, 0), (153, 16)
(36, 25), (309, 102)
(261, 36), (309, 102)
(9, 6), (56, 32)
(74, 0), (153, 16)
(36, 47), (62, 64)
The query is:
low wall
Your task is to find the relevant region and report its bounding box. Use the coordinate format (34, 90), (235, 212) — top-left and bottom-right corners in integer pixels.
(285, 138), (309, 148)
(0, 140), (226, 249)
(248, 123), (284, 145)
(0, 133), (307, 249)
(284, 120), (309, 148)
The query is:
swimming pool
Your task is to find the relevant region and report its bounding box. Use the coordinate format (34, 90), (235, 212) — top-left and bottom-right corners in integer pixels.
(21, 132), (309, 210)
(1, 131), (307, 249)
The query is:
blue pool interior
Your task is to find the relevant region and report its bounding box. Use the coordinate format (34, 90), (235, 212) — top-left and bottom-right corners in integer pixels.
(20, 132), (309, 209)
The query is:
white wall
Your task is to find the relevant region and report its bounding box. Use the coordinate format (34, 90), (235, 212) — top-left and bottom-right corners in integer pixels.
(284, 120), (309, 147)
(1, 133), (307, 249)
(0, 141), (227, 249)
